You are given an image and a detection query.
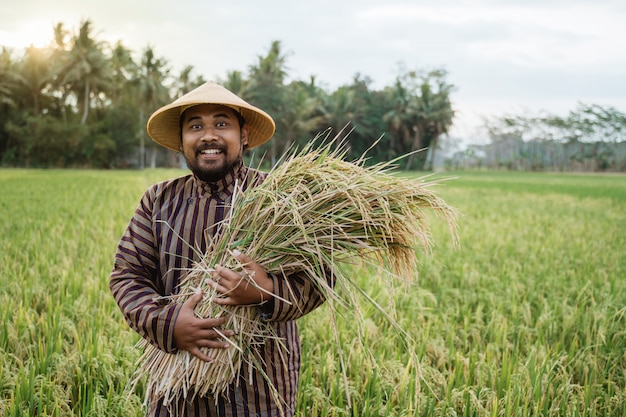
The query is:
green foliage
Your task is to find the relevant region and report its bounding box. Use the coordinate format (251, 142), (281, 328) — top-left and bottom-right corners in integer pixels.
(1, 169), (625, 416)
(3, 115), (88, 167)
(0, 20), (456, 171)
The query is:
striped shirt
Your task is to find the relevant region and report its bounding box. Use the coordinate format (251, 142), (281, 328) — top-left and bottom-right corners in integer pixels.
(110, 160), (326, 416)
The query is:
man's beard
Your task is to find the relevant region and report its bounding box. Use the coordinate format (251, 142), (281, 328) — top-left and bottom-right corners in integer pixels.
(184, 148), (243, 183)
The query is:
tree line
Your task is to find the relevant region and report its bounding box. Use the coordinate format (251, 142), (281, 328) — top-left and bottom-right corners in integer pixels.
(451, 104), (626, 172)
(0, 19), (456, 170)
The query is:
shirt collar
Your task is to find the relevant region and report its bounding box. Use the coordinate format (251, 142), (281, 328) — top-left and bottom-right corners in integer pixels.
(194, 159), (247, 198)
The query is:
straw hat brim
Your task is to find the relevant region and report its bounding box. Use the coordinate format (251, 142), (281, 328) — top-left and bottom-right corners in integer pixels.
(147, 82), (275, 151)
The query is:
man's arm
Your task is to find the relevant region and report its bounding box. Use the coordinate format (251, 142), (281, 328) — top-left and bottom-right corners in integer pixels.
(110, 187), (232, 360)
(109, 187), (182, 352)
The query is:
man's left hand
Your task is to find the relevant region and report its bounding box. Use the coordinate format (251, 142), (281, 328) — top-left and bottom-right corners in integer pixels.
(207, 250), (274, 306)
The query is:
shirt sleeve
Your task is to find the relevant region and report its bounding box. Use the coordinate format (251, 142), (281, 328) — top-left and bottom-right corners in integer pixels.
(260, 270), (332, 322)
(109, 186), (181, 353)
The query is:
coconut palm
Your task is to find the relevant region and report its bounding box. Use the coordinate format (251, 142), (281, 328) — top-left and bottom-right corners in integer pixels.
(0, 47), (15, 107)
(384, 70), (455, 170)
(12, 45), (56, 117)
(221, 70), (252, 98)
(382, 78), (415, 159)
(132, 46), (171, 169)
(407, 74), (455, 170)
(109, 41), (138, 104)
(173, 65), (205, 97)
(278, 80), (324, 150)
(246, 40), (289, 165)
(318, 86), (356, 136)
(59, 19), (113, 125)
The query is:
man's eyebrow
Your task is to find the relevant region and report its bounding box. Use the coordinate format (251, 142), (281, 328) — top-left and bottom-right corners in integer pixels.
(185, 113), (232, 123)
(186, 115), (202, 123)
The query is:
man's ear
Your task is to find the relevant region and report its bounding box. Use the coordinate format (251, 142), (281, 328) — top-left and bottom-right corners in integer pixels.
(241, 126), (250, 149)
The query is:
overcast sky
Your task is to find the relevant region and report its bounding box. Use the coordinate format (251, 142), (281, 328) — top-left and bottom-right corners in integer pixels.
(1, 0), (625, 143)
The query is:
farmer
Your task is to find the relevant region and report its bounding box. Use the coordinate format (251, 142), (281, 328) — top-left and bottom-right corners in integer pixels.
(110, 82), (327, 416)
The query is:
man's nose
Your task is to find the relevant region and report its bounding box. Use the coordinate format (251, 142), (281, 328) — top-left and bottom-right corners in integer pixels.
(200, 128), (219, 141)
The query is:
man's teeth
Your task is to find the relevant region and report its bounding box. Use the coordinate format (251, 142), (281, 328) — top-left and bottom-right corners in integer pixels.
(201, 149), (221, 154)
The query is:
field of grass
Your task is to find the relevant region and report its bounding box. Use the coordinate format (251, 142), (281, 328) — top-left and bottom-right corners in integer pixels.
(1, 168), (624, 416)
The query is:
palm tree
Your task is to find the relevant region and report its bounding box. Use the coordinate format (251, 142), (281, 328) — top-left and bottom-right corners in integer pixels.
(60, 19), (113, 125)
(246, 40), (289, 165)
(319, 87), (356, 135)
(173, 65), (205, 97)
(279, 80), (324, 150)
(221, 70), (251, 98)
(132, 46), (170, 169)
(383, 79), (415, 158)
(384, 69), (455, 170)
(0, 47), (18, 160)
(408, 75), (455, 170)
(0, 47), (15, 107)
(13, 45), (56, 117)
(109, 41), (138, 104)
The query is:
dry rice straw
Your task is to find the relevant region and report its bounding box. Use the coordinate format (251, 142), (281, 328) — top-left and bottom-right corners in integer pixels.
(133, 133), (459, 413)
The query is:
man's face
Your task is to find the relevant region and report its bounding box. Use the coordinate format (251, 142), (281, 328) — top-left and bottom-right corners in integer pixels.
(180, 104), (249, 183)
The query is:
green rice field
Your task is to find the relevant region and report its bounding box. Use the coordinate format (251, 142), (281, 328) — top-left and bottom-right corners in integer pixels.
(1, 168), (624, 416)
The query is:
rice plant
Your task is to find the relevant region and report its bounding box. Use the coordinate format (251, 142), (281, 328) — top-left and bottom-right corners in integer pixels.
(1, 166), (624, 416)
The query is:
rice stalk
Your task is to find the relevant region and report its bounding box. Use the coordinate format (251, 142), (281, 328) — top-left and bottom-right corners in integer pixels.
(134, 133), (459, 413)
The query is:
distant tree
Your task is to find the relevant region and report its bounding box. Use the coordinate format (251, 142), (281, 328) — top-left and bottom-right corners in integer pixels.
(482, 104), (626, 171)
(0, 47), (15, 106)
(59, 19), (113, 125)
(410, 71), (455, 170)
(0, 48), (17, 162)
(133, 47), (171, 169)
(279, 80), (323, 150)
(563, 104), (626, 143)
(173, 65), (205, 97)
(221, 70), (251, 98)
(383, 78), (414, 158)
(13, 45), (56, 117)
(109, 41), (138, 104)
(349, 78), (391, 163)
(384, 68), (455, 170)
(246, 40), (289, 165)
(318, 86), (356, 138)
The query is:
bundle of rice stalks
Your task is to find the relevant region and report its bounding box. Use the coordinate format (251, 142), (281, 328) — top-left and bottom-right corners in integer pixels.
(134, 135), (459, 412)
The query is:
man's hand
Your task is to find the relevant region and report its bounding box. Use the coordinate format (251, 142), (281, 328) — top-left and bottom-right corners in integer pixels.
(173, 289), (234, 362)
(207, 250), (274, 306)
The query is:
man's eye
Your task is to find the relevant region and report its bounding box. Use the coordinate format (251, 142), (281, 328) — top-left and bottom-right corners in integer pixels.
(216, 121), (227, 127)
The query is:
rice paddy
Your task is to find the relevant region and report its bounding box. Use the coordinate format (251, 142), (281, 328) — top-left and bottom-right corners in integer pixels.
(1, 168), (624, 416)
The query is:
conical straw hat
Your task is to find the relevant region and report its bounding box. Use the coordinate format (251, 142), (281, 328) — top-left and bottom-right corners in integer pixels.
(147, 82), (275, 151)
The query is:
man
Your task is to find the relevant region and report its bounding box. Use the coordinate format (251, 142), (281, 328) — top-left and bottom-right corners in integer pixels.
(110, 82), (327, 416)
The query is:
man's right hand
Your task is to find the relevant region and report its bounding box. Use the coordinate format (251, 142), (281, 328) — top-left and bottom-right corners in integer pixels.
(173, 289), (234, 362)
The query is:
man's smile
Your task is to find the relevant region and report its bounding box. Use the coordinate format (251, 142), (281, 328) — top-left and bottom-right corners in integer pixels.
(197, 146), (225, 160)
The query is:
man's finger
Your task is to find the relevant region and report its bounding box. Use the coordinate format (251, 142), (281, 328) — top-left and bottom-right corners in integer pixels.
(232, 249), (251, 263)
(183, 289), (203, 310)
(189, 347), (213, 362)
(232, 250), (260, 278)
(195, 316), (229, 331)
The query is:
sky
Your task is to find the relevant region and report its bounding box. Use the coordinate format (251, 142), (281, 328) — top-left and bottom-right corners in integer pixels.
(1, 0), (625, 146)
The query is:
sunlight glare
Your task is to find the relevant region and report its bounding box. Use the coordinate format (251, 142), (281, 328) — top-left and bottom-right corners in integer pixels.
(0, 21), (54, 50)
